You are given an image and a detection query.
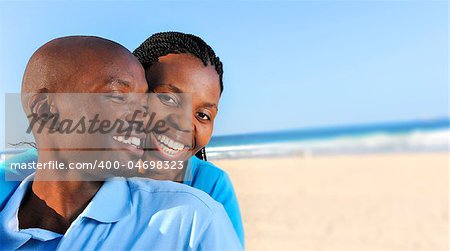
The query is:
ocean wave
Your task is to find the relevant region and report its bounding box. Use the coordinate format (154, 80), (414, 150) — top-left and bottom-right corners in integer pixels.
(206, 129), (450, 160)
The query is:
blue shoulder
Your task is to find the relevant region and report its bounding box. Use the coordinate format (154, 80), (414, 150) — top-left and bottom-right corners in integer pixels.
(187, 157), (231, 194)
(0, 162), (18, 211)
(0, 149), (37, 210)
(187, 157), (245, 246)
(127, 177), (224, 215)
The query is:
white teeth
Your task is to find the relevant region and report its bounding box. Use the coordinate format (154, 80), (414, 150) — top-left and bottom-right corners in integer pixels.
(132, 137), (140, 146)
(175, 141), (183, 149)
(113, 135), (141, 148)
(168, 139), (174, 148)
(167, 138), (183, 150)
(154, 133), (185, 152)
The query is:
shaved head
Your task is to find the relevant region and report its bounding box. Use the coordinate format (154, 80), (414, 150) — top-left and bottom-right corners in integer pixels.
(22, 36), (142, 94)
(21, 36), (147, 115)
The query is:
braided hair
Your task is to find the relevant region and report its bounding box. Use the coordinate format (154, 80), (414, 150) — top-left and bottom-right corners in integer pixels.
(133, 31), (224, 94)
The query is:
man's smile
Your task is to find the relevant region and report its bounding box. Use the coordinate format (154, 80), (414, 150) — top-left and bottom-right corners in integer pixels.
(112, 135), (143, 149)
(111, 134), (145, 157)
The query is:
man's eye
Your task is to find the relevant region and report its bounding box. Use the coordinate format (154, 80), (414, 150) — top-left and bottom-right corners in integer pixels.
(197, 112), (211, 121)
(108, 93), (126, 102)
(157, 93), (180, 107)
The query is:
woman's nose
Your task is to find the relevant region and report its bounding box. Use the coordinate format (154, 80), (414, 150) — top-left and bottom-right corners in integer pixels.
(167, 112), (191, 133)
(124, 94), (151, 130)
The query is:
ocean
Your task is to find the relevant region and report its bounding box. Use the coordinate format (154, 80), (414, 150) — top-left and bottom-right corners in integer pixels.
(205, 118), (450, 160)
(2, 118), (449, 161)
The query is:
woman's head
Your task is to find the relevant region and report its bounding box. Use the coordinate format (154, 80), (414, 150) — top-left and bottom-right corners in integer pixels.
(133, 32), (223, 161)
(134, 32), (223, 93)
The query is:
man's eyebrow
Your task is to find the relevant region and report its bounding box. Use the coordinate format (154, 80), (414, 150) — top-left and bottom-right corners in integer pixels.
(106, 78), (131, 88)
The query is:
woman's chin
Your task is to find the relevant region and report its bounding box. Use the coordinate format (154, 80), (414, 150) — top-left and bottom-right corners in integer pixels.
(143, 148), (191, 162)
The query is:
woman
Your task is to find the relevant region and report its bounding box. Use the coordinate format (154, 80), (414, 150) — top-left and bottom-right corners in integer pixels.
(133, 32), (244, 246)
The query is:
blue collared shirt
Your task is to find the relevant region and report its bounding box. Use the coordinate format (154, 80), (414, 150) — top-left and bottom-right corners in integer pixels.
(0, 173), (242, 250)
(1, 149), (245, 246)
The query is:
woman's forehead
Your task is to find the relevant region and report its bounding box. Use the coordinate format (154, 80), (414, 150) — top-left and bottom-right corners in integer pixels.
(146, 54), (220, 92)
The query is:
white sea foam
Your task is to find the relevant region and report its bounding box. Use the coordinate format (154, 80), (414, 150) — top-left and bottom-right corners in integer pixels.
(206, 129), (450, 160)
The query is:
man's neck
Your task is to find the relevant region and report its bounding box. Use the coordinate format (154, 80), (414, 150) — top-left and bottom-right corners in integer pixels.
(31, 179), (103, 219)
(18, 152), (103, 234)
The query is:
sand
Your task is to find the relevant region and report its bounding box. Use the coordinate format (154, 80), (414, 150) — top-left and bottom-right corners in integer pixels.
(212, 153), (448, 251)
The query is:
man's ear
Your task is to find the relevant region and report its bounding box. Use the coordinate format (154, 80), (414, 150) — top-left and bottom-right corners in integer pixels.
(27, 92), (59, 129)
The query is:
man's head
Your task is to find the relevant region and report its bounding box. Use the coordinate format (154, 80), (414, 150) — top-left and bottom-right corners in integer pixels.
(22, 36), (149, 180)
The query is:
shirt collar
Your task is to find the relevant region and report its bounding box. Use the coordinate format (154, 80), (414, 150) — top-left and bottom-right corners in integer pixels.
(80, 177), (132, 223)
(0, 175), (132, 250)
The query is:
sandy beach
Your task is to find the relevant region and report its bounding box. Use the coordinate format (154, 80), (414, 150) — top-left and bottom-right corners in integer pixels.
(213, 153), (448, 251)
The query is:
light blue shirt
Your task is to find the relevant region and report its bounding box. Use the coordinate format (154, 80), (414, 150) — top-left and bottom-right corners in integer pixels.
(1, 149), (245, 246)
(185, 157), (245, 245)
(0, 173), (242, 250)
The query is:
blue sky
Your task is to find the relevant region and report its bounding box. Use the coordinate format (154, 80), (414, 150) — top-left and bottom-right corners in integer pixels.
(0, 0), (448, 145)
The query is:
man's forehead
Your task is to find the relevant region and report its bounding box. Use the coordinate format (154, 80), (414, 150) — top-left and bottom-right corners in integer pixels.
(22, 36), (144, 94)
(78, 57), (147, 92)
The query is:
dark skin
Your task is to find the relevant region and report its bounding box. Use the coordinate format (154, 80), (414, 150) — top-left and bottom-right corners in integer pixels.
(18, 184), (92, 234)
(142, 53), (221, 181)
(19, 36), (148, 234)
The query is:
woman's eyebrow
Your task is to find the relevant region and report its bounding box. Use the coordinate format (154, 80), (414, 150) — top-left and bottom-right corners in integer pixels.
(201, 102), (218, 110)
(157, 84), (183, 93)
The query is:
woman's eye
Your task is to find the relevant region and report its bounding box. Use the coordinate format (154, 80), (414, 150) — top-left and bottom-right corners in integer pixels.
(157, 93), (179, 107)
(197, 112), (211, 121)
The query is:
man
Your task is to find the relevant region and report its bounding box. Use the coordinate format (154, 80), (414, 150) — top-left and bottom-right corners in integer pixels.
(0, 36), (242, 250)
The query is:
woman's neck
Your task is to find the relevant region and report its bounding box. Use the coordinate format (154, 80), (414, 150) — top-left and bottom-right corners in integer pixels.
(140, 160), (187, 182)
